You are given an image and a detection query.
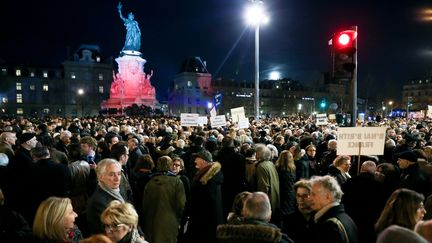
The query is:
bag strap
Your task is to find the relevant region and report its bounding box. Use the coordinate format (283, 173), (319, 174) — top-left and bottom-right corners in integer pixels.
(326, 217), (349, 243)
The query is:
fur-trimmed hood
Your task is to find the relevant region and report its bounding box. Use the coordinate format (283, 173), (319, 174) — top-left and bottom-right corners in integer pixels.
(195, 161), (222, 185)
(217, 221), (284, 243)
(155, 145), (175, 155)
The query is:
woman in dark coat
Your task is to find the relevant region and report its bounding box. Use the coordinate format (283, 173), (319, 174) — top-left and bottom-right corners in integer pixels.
(275, 150), (296, 220)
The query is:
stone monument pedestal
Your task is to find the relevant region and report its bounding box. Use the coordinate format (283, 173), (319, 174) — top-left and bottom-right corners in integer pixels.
(101, 51), (158, 112)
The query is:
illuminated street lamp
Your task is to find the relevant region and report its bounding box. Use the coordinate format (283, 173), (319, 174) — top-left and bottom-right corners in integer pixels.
(245, 0), (269, 120)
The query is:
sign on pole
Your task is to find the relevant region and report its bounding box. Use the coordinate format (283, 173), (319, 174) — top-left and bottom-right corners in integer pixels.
(316, 113), (328, 125)
(337, 127), (386, 155)
(180, 113), (199, 127)
(238, 117), (250, 129)
(231, 107), (246, 123)
(210, 115), (227, 128)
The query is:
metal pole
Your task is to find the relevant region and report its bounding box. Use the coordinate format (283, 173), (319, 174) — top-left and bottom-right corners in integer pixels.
(352, 25), (358, 127)
(255, 24), (260, 120)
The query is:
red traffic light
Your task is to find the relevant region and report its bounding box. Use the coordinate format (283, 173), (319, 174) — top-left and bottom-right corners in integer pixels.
(333, 30), (357, 50)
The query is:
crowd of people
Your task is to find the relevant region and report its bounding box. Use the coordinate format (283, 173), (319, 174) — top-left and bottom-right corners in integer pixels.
(0, 115), (432, 242)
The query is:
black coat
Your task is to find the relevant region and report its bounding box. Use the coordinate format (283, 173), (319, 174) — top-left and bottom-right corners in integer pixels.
(216, 147), (247, 217)
(277, 169), (296, 217)
(327, 165), (349, 186)
(86, 185), (120, 234)
(282, 209), (314, 243)
(400, 163), (431, 197)
(294, 155), (310, 181)
(342, 172), (387, 243)
(29, 158), (71, 224)
(311, 204), (359, 243)
(188, 162), (224, 243)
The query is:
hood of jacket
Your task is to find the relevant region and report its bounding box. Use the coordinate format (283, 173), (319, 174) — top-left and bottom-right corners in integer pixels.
(195, 161), (222, 185)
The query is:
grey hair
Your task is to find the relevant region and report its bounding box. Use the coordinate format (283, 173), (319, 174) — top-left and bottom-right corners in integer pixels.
(255, 144), (272, 161)
(96, 159), (121, 179)
(310, 175), (343, 203)
(266, 144), (279, 158)
(242, 192), (272, 222)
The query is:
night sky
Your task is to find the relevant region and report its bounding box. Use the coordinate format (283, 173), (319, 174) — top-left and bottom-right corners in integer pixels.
(1, 0), (431, 102)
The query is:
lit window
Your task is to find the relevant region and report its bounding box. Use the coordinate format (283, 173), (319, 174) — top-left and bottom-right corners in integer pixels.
(71, 72), (76, 79)
(99, 86), (104, 93)
(16, 82), (22, 91)
(43, 84), (48, 91)
(16, 69), (21, 76)
(30, 72), (35, 77)
(98, 73), (103, 80)
(43, 71), (48, 78)
(2, 97), (8, 103)
(16, 94), (22, 103)
(96, 57), (101, 62)
(17, 108), (23, 114)
(30, 84), (35, 91)
(187, 81), (192, 87)
(43, 108), (49, 114)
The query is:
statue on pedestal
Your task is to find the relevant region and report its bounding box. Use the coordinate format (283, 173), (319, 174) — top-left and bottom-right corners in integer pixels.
(117, 2), (141, 52)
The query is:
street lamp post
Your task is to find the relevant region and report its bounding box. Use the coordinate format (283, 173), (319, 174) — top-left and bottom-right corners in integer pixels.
(388, 101), (393, 116)
(77, 88), (84, 117)
(245, 0), (268, 120)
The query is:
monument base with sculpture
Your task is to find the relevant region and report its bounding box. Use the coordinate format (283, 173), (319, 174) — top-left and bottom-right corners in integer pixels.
(101, 51), (158, 114)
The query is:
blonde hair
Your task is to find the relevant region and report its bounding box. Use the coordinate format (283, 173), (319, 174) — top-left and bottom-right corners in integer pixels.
(101, 200), (139, 228)
(276, 150), (296, 173)
(33, 197), (71, 241)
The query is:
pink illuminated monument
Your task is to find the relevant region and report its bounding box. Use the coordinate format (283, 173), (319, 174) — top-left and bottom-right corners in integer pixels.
(101, 2), (158, 113)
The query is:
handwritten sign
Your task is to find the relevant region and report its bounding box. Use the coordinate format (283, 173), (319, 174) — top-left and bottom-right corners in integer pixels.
(198, 116), (208, 126)
(337, 127), (386, 155)
(231, 107), (246, 123)
(210, 115), (227, 128)
(238, 117), (250, 129)
(180, 113), (199, 127)
(316, 113), (328, 125)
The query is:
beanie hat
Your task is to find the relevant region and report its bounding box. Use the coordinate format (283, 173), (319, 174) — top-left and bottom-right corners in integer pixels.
(19, 133), (36, 144)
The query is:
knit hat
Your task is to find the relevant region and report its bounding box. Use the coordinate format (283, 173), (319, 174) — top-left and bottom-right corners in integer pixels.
(19, 133), (36, 144)
(194, 150), (213, 162)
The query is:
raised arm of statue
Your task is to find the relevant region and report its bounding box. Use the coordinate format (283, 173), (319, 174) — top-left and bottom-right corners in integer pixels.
(118, 2), (126, 22)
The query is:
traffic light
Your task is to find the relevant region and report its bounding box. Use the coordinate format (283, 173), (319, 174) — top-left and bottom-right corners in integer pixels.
(331, 28), (357, 79)
(320, 100), (327, 109)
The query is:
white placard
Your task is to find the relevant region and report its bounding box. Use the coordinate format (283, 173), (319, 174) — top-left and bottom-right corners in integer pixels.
(414, 111), (425, 119)
(238, 117), (250, 129)
(316, 113), (328, 125)
(329, 114), (336, 120)
(428, 106), (432, 118)
(210, 107), (217, 117)
(198, 116), (208, 126)
(180, 113), (199, 127)
(210, 115), (227, 128)
(231, 107), (246, 123)
(337, 127), (386, 155)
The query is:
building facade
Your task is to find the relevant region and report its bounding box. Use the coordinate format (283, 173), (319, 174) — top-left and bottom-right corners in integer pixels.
(0, 44), (112, 117)
(168, 58), (351, 117)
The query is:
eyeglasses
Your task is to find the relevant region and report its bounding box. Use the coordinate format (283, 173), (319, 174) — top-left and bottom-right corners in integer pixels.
(296, 193), (310, 199)
(173, 163), (181, 167)
(104, 223), (126, 232)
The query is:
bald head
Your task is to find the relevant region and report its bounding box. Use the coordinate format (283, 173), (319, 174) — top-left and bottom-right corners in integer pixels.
(360, 161), (376, 174)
